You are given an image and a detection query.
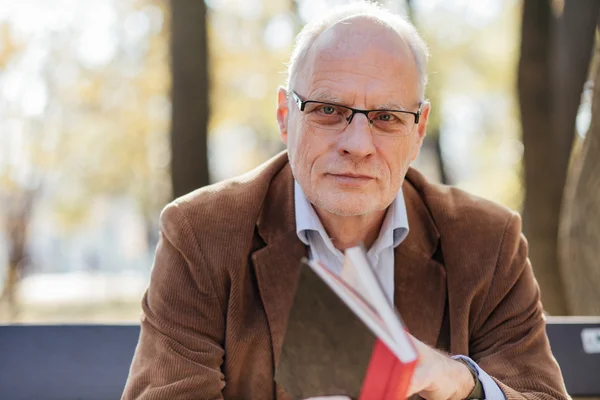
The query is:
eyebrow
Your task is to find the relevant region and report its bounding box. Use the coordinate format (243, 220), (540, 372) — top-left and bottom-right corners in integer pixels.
(376, 102), (408, 111)
(307, 92), (410, 111)
(308, 92), (344, 104)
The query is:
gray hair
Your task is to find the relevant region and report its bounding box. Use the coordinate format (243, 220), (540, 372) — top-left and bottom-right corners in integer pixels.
(286, 1), (429, 99)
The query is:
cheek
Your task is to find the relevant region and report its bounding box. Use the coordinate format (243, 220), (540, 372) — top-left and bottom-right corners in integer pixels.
(378, 139), (414, 182)
(288, 124), (318, 179)
(286, 119), (304, 162)
(294, 126), (330, 167)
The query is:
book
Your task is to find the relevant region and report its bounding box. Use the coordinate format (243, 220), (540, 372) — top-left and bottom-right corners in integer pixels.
(275, 245), (418, 400)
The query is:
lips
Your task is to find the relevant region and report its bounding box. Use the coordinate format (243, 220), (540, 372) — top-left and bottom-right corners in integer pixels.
(326, 173), (376, 187)
(328, 172), (374, 179)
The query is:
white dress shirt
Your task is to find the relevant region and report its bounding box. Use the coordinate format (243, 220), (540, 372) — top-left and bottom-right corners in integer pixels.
(294, 181), (408, 303)
(293, 181), (505, 399)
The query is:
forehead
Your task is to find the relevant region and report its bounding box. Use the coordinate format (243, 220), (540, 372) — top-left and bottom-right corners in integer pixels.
(298, 17), (420, 107)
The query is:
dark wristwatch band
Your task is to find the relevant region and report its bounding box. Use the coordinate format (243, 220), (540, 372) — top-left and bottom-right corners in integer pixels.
(457, 358), (485, 400)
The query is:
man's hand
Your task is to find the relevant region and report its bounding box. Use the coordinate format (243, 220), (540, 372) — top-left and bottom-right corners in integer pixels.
(304, 335), (474, 400)
(407, 335), (475, 400)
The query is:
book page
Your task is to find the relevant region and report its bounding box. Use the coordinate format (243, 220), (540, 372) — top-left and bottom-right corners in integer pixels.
(340, 256), (372, 306)
(344, 246), (417, 363)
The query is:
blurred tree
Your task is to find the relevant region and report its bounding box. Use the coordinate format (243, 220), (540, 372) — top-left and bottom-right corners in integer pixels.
(518, 0), (599, 314)
(170, 0), (210, 198)
(205, 0), (295, 181)
(558, 46), (600, 316)
(0, 189), (37, 319)
(0, 23), (36, 319)
(48, 1), (172, 242)
(0, 1), (172, 320)
(405, 0), (450, 184)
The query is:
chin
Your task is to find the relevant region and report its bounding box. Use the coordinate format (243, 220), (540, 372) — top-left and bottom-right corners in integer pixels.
(315, 192), (381, 217)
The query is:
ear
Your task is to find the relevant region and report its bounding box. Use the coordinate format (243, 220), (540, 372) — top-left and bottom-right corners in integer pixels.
(410, 101), (430, 161)
(276, 87), (290, 144)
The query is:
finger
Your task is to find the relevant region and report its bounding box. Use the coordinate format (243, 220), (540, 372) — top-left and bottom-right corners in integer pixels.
(406, 363), (428, 397)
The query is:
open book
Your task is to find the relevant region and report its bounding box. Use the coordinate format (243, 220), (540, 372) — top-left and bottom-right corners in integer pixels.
(275, 245), (418, 399)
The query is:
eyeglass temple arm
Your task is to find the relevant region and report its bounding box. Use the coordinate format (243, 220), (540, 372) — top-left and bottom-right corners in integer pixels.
(290, 91), (305, 111)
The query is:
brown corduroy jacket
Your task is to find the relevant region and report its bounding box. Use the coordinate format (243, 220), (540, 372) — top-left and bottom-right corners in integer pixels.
(122, 151), (568, 400)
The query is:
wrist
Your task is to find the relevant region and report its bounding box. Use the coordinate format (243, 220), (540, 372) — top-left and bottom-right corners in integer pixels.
(452, 358), (476, 400)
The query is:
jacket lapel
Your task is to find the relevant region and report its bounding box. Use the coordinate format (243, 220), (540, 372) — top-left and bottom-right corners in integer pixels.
(252, 162), (307, 366)
(395, 170), (447, 348)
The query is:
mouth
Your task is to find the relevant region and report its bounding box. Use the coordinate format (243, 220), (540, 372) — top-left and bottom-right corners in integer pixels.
(326, 173), (375, 185)
(330, 173), (373, 178)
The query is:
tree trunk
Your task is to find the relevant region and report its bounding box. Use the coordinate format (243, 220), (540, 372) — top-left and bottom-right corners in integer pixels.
(551, 0), (599, 166)
(558, 53), (600, 316)
(518, 0), (598, 315)
(432, 132), (449, 185)
(0, 190), (35, 321)
(404, 0), (450, 185)
(518, 0), (568, 315)
(170, 0), (210, 199)
(405, 0), (414, 21)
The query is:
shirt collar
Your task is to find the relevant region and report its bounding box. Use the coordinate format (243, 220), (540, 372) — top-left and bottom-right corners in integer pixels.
(294, 181), (326, 246)
(294, 181), (410, 251)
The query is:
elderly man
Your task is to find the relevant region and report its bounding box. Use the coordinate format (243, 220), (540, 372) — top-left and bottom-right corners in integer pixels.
(122, 2), (567, 400)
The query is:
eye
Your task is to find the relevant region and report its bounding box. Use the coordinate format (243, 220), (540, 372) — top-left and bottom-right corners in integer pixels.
(376, 112), (397, 122)
(320, 105), (336, 115)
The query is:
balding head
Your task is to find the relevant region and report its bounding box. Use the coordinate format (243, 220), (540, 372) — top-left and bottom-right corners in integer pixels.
(295, 16), (420, 104)
(287, 1), (429, 99)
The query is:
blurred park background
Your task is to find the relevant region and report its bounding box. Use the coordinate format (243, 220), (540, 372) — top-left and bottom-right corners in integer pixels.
(0, 0), (598, 324)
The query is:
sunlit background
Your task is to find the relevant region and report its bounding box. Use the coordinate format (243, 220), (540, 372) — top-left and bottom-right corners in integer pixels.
(0, 0), (592, 322)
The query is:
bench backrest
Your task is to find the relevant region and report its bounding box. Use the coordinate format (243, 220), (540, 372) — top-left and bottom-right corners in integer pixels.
(0, 325), (140, 400)
(0, 320), (598, 399)
(545, 317), (600, 397)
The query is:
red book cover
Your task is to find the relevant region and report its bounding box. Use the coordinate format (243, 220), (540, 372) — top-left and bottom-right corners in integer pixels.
(359, 339), (417, 400)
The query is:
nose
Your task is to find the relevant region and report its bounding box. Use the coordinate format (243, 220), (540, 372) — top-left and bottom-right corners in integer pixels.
(338, 113), (376, 158)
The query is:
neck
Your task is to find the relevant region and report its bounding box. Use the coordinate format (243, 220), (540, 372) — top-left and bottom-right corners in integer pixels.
(314, 206), (387, 251)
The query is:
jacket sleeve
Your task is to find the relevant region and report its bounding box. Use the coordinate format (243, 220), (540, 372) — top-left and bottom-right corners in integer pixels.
(122, 202), (226, 400)
(469, 214), (569, 400)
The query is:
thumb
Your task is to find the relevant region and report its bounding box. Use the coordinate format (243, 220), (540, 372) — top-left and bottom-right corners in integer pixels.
(406, 363), (428, 398)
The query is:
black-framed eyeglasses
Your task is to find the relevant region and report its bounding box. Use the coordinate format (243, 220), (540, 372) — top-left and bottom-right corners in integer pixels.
(290, 91), (422, 137)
